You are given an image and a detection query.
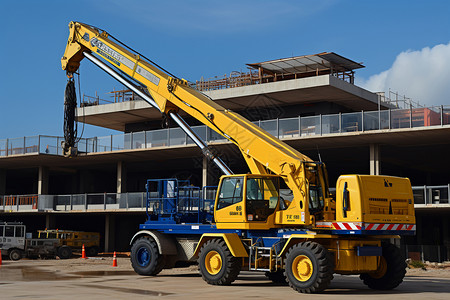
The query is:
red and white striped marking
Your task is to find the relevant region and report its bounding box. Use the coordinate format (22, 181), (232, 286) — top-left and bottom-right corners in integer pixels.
(332, 222), (362, 230)
(315, 222), (416, 232)
(364, 223), (416, 231)
(315, 222), (362, 230)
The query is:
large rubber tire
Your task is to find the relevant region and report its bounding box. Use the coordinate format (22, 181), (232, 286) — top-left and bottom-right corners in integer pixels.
(58, 246), (73, 259)
(284, 241), (334, 293)
(265, 269), (288, 285)
(86, 246), (99, 257)
(198, 239), (241, 285)
(360, 243), (406, 290)
(130, 236), (164, 276)
(9, 249), (22, 261)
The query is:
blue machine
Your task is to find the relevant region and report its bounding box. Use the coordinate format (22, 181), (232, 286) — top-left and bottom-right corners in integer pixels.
(145, 178), (215, 225)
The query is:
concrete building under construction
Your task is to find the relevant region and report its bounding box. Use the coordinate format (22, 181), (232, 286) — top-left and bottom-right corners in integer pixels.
(1, 52), (449, 262)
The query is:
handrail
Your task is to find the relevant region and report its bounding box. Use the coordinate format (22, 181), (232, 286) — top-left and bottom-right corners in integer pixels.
(0, 184), (448, 213)
(1, 105), (449, 157)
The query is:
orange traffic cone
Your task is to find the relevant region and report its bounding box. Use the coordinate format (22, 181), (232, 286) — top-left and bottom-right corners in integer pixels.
(112, 251), (118, 267)
(81, 244), (86, 259)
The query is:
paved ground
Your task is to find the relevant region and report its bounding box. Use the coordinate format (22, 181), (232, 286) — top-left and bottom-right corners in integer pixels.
(0, 257), (449, 299)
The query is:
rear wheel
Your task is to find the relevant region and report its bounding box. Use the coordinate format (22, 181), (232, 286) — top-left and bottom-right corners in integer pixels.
(360, 243), (406, 290)
(86, 246), (99, 257)
(198, 239), (241, 285)
(9, 249), (22, 261)
(58, 246), (72, 259)
(284, 241), (334, 293)
(131, 236), (164, 276)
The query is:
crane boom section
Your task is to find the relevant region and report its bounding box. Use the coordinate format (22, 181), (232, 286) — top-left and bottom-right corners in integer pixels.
(62, 22), (315, 224)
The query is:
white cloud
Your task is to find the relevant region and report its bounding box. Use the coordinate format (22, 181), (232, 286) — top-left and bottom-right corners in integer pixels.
(357, 42), (450, 107)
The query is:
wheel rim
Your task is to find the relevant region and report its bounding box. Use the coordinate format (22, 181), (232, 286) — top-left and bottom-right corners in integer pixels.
(292, 255), (313, 282)
(137, 247), (150, 267)
(11, 251), (20, 260)
(370, 256), (387, 279)
(205, 250), (222, 275)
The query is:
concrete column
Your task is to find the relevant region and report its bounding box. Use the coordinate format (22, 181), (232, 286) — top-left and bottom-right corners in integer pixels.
(369, 144), (380, 175)
(117, 161), (127, 194)
(202, 156), (208, 187)
(0, 169), (6, 195)
(38, 166), (49, 195)
(443, 217), (449, 261)
(45, 214), (56, 229)
(104, 214), (116, 252)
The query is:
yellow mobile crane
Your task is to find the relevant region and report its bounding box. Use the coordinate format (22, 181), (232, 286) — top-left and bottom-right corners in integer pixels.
(62, 22), (415, 293)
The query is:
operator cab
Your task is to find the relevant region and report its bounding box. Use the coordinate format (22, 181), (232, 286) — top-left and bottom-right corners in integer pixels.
(214, 174), (281, 229)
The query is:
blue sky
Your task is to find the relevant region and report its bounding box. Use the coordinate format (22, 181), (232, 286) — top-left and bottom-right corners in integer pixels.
(1, 0), (450, 139)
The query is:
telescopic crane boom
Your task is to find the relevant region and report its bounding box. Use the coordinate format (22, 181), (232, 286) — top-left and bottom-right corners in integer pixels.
(62, 21), (323, 226)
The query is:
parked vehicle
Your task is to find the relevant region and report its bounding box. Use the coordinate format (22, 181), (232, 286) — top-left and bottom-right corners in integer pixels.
(38, 229), (100, 257)
(0, 221), (69, 260)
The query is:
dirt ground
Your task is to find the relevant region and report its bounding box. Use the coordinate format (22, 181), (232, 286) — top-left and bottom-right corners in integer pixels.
(1, 256), (450, 299)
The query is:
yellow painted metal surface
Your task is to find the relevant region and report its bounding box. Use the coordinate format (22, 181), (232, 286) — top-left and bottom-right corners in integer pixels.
(279, 234), (335, 256)
(193, 233), (248, 257)
(205, 250), (222, 275)
(330, 239), (381, 274)
(335, 175), (415, 224)
(214, 174), (281, 230)
(292, 255), (314, 282)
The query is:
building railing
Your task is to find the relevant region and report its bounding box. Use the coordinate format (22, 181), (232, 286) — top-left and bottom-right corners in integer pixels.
(0, 193), (147, 212)
(194, 70), (357, 92)
(1, 184), (448, 213)
(412, 185), (450, 205)
(1, 106), (450, 157)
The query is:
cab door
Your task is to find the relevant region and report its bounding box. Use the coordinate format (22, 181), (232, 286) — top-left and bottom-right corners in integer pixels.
(245, 177), (279, 222)
(214, 176), (246, 223)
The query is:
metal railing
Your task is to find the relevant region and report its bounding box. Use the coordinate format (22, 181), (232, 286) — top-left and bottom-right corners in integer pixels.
(1, 184), (448, 213)
(1, 106), (450, 157)
(0, 193), (147, 212)
(412, 185), (450, 205)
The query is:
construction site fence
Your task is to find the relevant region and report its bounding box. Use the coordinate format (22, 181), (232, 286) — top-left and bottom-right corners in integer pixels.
(1, 105), (450, 157)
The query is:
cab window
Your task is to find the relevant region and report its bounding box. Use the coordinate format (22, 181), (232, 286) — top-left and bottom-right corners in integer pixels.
(217, 177), (243, 210)
(15, 226), (24, 238)
(246, 177), (279, 221)
(309, 184), (324, 211)
(5, 226), (15, 237)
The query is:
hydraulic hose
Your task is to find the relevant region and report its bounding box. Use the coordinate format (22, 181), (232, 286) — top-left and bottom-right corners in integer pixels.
(63, 77), (77, 155)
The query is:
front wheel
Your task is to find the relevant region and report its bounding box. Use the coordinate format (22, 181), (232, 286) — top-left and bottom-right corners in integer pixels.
(130, 236), (164, 276)
(284, 241), (334, 293)
(360, 243), (406, 290)
(9, 249), (22, 261)
(198, 239), (241, 285)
